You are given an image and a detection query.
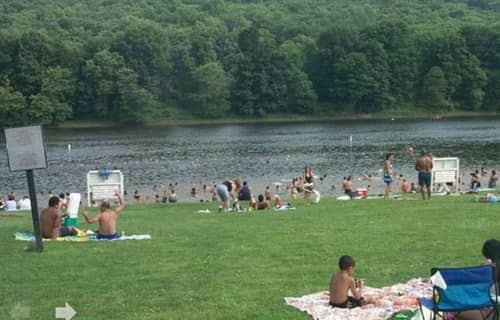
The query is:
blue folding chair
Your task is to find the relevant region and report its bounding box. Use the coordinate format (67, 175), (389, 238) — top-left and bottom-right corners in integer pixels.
(418, 265), (499, 320)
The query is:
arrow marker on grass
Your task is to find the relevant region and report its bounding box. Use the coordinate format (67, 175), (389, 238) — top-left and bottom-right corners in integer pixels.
(55, 302), (77, 320)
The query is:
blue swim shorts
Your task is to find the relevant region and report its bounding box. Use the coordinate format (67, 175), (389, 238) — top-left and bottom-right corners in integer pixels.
(96, 233), (120, 240)
(383, 174), (393, 185)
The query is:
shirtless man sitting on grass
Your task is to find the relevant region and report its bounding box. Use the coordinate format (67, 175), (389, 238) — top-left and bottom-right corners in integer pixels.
(81, 191), (125, 240)
(41, 196), (77, 239)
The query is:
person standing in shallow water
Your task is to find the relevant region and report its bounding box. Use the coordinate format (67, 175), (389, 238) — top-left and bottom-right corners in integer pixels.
(383, 153), (395, 199)
(415, 151), (433, 200)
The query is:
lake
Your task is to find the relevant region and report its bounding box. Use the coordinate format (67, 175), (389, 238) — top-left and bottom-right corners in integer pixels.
(1, 118), (499, 202)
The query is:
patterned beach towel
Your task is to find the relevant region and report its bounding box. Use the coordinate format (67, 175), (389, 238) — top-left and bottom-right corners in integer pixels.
(284, 278), (431, 320)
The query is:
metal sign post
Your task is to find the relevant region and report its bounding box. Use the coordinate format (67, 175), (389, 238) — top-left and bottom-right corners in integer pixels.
(26, 169), (43, 251)
(4, 125), (48, 252)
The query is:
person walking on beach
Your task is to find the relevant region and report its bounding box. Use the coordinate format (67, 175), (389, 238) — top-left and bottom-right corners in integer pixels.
(383, 153), (394, 199)
(415, 151), (433, 200)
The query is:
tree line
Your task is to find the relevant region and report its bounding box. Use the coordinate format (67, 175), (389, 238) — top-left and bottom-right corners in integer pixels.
(0, 0), (500, 125)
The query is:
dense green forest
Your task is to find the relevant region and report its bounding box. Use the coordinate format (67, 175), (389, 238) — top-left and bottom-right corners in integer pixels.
(1, 0), (500, 125)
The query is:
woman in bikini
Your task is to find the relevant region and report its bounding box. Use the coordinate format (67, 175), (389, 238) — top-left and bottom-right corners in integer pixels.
(303, 166), (316, 205)
(383, 153), (395, 200)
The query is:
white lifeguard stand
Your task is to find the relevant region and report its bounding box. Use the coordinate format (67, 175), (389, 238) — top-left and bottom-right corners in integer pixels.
(432, 157), (460, 193)
(87, 170), (124, 207)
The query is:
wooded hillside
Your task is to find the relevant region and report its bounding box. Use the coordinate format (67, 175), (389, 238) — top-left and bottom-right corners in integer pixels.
(1, 0), (500, 124)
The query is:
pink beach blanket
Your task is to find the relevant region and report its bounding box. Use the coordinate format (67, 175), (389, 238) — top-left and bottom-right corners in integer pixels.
(284, 278), (431, 320)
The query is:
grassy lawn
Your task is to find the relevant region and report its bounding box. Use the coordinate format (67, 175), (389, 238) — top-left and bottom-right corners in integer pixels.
(0, 195), (497, 320)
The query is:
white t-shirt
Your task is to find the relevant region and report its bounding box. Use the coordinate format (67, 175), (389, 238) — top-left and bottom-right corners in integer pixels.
(5, 200), (18, 211)
(18, 199), (31, 210)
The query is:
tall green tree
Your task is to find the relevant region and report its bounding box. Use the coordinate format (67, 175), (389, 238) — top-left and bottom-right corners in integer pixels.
(11, 30), (55, 97)
(113, 16), (170, 98)
(81, 50), (159, 123)
(189, 62), (232, 117)
(334, 52), (382, 112)
(277, 38), (317, 113)
(420, 32), (487, 110)
(363, 20), (420, 102)
(115, 67), (160, 123)
(461, 25), (500, 110)
(0, 85), (26, 125)
(231, 27), (288, 116)
(421, 66), (450, 112)
(308, 28), (360, 103)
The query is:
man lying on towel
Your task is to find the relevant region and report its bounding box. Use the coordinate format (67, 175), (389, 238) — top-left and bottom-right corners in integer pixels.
(81, 191), (125, 240)
(41, 196), (78, 239)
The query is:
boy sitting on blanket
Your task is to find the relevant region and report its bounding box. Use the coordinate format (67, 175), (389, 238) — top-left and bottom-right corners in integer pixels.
(329, 255), (381, 308)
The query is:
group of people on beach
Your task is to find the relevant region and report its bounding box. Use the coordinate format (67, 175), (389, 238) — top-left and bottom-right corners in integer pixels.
(214, 179), (296, 212)
(381, 147), (498, 201)
(0, 192), (31, 211)
(335, 149), (433, 201)
(59, 141), (494, 207)
(381, 150), (433, 201)
(470, 168), (497, 190)
(144, 165), (313, 213)
(5, 143), (499, 215)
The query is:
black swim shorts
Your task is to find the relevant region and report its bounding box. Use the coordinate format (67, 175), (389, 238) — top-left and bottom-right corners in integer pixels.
(330, 296), (365, 309)
(418, 172), (431, 187)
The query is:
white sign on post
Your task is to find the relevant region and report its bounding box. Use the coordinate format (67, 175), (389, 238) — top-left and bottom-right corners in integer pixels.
(4, 125), (47, 171)
(3, 125), (47, 251)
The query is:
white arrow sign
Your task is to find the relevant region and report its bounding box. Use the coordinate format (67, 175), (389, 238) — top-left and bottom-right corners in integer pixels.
(55, 302), (77, 320)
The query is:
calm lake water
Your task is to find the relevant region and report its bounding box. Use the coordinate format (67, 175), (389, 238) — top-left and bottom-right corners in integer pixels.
(1, 118), (499, 202)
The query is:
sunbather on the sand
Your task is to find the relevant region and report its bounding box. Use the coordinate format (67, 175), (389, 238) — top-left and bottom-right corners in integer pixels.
(329, 255), (382, 308)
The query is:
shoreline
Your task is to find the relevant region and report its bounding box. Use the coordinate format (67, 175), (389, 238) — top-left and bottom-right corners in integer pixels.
(5, 168), (490, 209)
(49, 111), (500, 129)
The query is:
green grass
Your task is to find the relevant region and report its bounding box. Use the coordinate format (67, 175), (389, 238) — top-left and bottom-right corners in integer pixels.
(0, 196), (497, 320)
